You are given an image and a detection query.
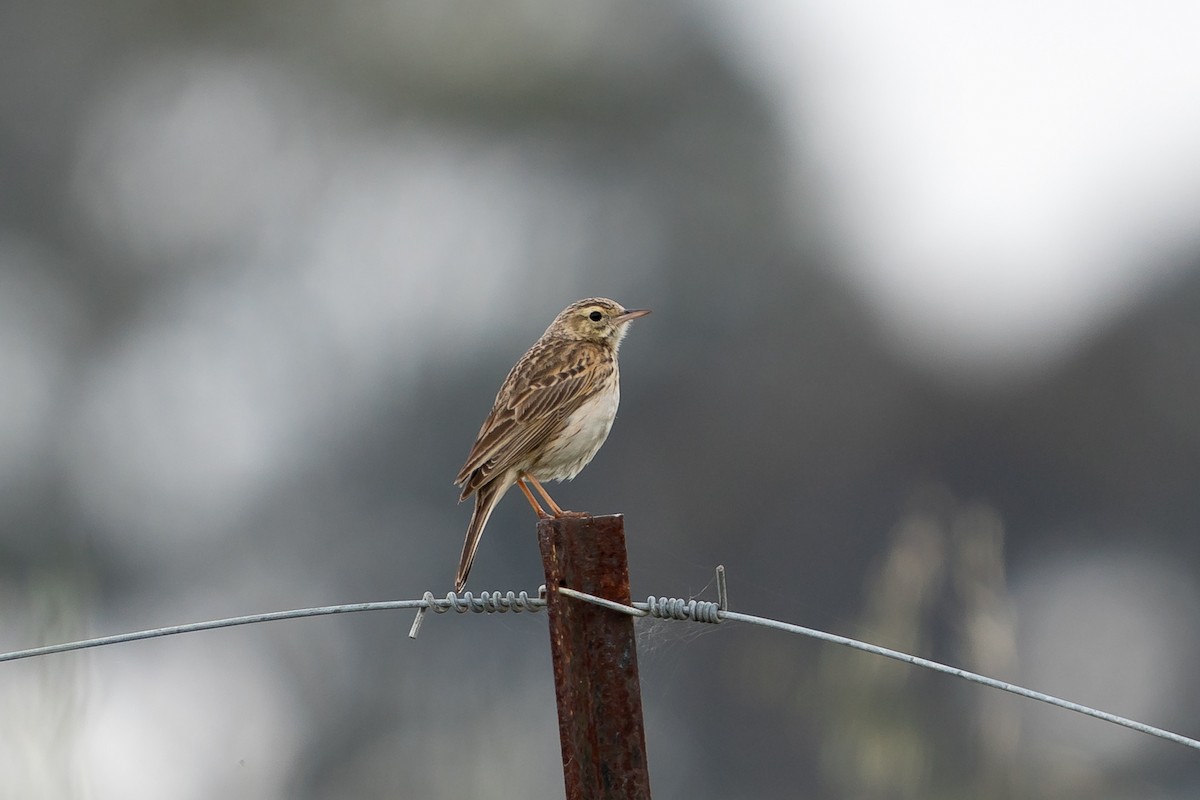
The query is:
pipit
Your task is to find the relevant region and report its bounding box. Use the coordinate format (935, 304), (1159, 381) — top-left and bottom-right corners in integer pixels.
(453, 297), (650, 591)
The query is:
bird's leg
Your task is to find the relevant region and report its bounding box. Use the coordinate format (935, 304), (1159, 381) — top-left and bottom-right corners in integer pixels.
(516, 477), (552, 519)
(524, 474), (568, 517)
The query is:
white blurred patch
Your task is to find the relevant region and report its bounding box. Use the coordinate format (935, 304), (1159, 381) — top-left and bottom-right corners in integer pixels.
(1013, 546), (1200, 763)
(81, 636), (300, 800)
(0, 576), (92, 799)
(707, 1), (1200, 377)
(1, 580), (301, 800)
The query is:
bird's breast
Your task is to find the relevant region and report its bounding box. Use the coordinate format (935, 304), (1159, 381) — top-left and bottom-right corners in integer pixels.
(529, 381), (621, 482)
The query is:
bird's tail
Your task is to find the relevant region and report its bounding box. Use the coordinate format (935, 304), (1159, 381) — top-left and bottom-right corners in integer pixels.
(455, 478), (508, 592)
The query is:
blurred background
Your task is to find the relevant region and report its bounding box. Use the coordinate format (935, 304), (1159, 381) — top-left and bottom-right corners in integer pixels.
(2, 1), (1200, 797)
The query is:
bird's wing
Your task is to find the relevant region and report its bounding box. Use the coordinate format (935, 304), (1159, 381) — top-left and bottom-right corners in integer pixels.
(455, 340), (611, 497)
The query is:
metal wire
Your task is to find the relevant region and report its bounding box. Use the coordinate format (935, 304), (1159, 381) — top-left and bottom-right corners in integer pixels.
(556, 587), (723, 623)
(555, 586), (1200, 753)
(0, 591), (546, 663)
(409, 589), (545, 637)
(2, 581), (1198, 754)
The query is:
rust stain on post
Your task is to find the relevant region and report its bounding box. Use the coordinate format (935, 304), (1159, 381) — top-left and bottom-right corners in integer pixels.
(538, 513), (652, 800)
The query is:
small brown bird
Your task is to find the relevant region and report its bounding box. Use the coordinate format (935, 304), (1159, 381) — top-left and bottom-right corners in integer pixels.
(453, 298), (650, 591)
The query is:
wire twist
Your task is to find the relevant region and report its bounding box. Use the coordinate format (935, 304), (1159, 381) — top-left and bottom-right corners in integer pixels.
(425, 590), (546, 615)
(410, 588), (546, 637)
(641, 596), (722, 623)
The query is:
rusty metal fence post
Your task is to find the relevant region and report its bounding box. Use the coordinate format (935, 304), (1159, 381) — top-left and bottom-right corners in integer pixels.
(538, 513), (652, 800)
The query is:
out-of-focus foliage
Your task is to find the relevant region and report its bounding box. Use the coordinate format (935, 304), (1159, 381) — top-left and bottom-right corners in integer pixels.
(2, 3), (1199, 798)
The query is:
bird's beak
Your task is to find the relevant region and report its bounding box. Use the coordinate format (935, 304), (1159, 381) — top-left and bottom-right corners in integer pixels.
(614, 308), (651, 324)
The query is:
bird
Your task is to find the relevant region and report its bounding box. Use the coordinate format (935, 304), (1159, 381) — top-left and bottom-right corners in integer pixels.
(453, 297), (650, 591)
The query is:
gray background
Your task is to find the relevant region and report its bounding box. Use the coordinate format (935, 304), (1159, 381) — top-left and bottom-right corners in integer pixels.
(2, 3), (1200, 798)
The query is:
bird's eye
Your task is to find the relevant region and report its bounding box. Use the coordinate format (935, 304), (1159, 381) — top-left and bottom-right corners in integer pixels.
(588, 311), (603, 322)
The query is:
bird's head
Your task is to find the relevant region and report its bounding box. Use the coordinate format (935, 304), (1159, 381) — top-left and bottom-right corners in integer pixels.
(546, 298), (651, 346)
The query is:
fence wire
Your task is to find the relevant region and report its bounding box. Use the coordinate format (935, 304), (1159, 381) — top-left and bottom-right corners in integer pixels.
(2, 580), (1198, 753)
